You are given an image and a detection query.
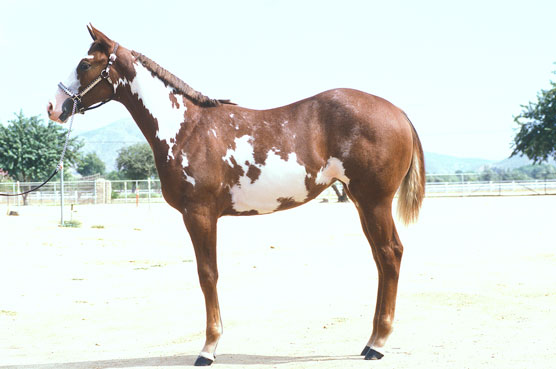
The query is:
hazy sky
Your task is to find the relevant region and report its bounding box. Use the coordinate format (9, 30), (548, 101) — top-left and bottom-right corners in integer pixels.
(1, 0), (555, 160)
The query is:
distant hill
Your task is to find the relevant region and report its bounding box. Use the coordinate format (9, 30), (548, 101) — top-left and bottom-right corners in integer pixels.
(77, 118), (145, 171)
(491, 155), (556, 169)
(424, 152), (496, 174)
(77, 118), (553, 175)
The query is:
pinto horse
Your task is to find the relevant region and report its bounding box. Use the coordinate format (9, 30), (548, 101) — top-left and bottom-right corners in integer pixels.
(47, 25), (425, 366)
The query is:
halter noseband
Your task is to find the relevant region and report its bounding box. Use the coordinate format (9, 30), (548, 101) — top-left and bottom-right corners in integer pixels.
(58, 43), (119, 114)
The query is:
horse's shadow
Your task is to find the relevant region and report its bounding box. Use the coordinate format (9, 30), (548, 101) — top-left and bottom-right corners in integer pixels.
(0, 353), (360, 368)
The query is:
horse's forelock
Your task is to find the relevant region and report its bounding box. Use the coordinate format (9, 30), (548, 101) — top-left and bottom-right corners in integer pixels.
(87, 41), (108, 56)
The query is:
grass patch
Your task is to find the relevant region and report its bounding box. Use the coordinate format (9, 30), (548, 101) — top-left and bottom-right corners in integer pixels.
(60, 219), (82, 228)
(91, 225), (105, 229)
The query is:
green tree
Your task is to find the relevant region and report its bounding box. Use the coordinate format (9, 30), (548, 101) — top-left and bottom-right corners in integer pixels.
(530, 164), (556, 179)
(116, 143), (157, 180)
(0, 111), (83, 203)
(77, 152), (106, 176)
(512, 73), (556, 163)
(105, 170), (126, 181)
(0, 168), (9, 182)
(479, 168), (500, 182)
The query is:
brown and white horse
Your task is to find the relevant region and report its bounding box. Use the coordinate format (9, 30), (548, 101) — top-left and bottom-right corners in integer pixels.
(47, 25), (425, 366)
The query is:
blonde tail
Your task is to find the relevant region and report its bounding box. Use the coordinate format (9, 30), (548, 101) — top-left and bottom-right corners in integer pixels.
(397, 121), (425, 225)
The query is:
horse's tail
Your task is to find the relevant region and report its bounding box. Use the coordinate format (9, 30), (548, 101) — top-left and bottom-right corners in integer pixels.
(397, 115), (426, 225)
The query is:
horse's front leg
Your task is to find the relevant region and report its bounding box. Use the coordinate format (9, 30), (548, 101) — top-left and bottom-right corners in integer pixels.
(182, 205), (221, 366)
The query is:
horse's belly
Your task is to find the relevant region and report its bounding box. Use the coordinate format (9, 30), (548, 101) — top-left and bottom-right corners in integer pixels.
(226, 149), (310, 214)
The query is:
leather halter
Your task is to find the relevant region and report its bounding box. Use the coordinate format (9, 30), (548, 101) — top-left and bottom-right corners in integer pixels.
(58, 43), (119, 114)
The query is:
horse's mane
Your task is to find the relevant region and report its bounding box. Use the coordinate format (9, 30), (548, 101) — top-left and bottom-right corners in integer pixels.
(131, 50), (235, 107)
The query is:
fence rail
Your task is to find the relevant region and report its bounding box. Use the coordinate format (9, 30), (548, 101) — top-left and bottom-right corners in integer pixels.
(2, 178), (556, 207)
(426, 179), (556, 196)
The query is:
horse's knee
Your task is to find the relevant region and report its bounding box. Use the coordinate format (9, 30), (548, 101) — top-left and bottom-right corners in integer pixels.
(378, 242), (403, 275)
(197, 265), (218, 287)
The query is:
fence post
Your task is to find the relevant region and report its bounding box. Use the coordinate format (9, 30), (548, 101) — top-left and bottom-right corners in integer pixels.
(16, 181), (20, 206)
(148, 177), (151, 204)
(60, 163), (64, 226)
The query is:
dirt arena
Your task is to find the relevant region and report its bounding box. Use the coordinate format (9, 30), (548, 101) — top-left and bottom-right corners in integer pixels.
(1, 196), (555, 369)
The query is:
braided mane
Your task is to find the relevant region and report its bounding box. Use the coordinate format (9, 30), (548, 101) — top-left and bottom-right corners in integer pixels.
(131, 51), (234, 107)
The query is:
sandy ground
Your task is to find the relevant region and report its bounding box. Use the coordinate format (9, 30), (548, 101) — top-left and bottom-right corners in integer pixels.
(0, 196), (555, 369)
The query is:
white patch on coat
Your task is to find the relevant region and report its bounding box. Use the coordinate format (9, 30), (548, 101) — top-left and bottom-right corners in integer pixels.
(223, 135), (308, 213)
(49, 69), (80, 120)
(229, 113), (234, 118)
(211, 129), (217, 138)
(116, 77), (129, 93)
(184, 171), (196, 186)
(316, 157), (350, 185)
(65, 69), (80, 91)
(222, 135), (253, 166)
(129, 63), (186, 160)
(181, 151), (195, 186)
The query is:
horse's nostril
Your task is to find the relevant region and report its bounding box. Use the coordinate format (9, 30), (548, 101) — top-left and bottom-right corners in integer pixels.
(47, 102), (53, 115)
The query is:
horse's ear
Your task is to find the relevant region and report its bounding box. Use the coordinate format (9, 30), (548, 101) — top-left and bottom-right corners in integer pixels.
(87, 24), (114, 51)
(87, 23), (96, 40)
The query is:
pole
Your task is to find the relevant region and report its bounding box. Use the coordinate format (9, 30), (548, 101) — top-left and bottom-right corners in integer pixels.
(147, 177), (151, 205)
(60, 163), (64, 226)
(16, 181), (20, 206)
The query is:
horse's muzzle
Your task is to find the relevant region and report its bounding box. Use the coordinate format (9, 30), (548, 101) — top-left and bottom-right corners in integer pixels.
(59, 98), (77, 123)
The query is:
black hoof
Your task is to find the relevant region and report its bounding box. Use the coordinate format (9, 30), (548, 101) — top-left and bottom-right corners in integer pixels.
(194, 355), (214, 366)
(364, 348), (384, 360)
(361, 346), (370, 356)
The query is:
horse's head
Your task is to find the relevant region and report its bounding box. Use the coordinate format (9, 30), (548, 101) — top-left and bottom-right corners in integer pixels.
(47, 25), (125, 123)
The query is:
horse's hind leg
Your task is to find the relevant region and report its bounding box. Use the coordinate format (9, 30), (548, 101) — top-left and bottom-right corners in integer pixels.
(349, 191), (404, 360)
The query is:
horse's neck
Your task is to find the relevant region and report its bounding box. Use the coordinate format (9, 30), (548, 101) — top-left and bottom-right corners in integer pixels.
(117, 62), (194, 157)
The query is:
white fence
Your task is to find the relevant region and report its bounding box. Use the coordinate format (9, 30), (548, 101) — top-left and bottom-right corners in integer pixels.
(0, 179), (111, 206)
(2, 178), (556, 207)
(426, 179), (556, 196)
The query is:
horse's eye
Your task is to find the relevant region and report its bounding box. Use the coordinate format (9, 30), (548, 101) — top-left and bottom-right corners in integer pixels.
(78, 62), (91, 72)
